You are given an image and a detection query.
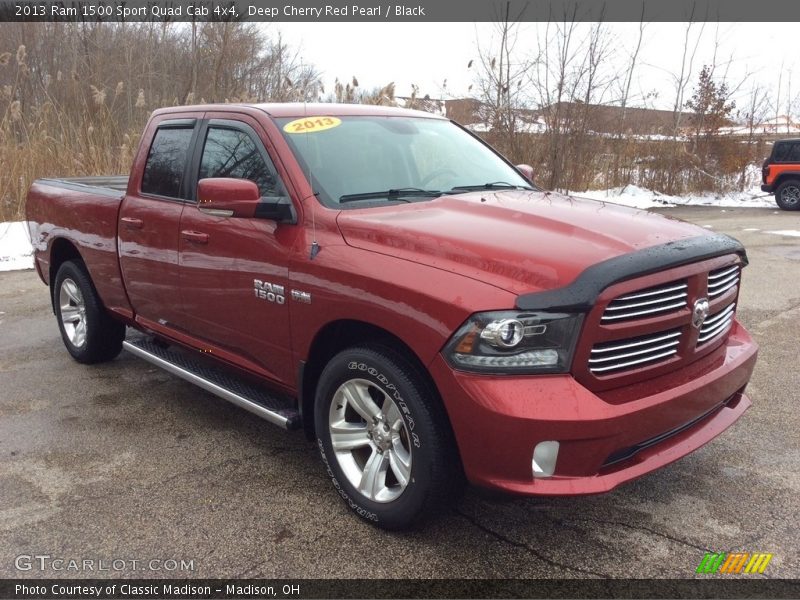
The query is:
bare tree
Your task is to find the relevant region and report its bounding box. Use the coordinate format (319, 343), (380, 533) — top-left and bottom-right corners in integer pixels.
(472, 1), (532, 159)
(739, 84), (770, 190)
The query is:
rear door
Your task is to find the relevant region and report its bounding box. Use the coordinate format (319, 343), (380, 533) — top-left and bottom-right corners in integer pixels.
(176, 114), (297, 385)
(119, 116), (201, 326)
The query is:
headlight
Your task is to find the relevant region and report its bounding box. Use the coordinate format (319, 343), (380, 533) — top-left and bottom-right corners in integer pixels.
(443, 311), (584, 374)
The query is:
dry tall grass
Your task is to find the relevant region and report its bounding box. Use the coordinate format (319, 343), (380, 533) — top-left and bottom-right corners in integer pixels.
(0, 22), (320, 221)
(1, 55), (142, 221)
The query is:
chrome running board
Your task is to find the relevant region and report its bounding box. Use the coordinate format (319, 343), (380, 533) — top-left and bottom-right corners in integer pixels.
(122, 337), (300, 430)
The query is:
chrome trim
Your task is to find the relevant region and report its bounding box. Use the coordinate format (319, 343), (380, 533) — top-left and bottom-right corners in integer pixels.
(604, 292), (688, 311)
(602, 281), (688, 323)
(199, 207), (235, 217)
(708, 266), (740, 298)
(697, 303), (736, 344)
(708, 272), (738, 289)
(122, 340), (292, 429)
(702, 304), (736, 327)
(589, 339), (680, 364)
(601, 300), (687, 321)
(591, 330), (681, 354)
(698, 317), (734, 343)
(708, 265), (738, 280)
(614, 282), (688, 301)
(589, 349), (678, 373)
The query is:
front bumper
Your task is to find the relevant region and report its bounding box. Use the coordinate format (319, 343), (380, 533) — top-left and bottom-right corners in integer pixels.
(430, 320), (757, 495)
(761, 184), (774, 193)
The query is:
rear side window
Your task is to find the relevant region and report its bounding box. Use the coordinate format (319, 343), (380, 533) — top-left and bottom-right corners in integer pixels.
(199, 127), (283, 197)
(141, 126), (194, 198)
(772, 142), (800, 163)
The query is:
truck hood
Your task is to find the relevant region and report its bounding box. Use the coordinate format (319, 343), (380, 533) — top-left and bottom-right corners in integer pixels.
(335, 190), (715, 296)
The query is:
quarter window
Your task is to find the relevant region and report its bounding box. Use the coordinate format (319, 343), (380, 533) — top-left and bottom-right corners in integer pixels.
(141, 126), (194, 198)
(199, 127), (282, 197)
(773, 142), (800, 163)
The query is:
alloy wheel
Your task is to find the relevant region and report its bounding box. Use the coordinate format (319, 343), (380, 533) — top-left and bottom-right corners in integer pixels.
(328, 378), (413, 503)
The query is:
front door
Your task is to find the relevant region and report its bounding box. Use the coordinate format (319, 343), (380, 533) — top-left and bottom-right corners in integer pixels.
(177, 116), (296, 386)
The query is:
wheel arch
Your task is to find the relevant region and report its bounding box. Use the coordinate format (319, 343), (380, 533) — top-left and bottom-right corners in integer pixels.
(298, 319), (449, 441)
(773, 171), (800, 189)
(48, 238), (84, 313)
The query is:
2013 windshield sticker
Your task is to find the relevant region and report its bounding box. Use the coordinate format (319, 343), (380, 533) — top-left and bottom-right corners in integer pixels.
(283, 116), (341, 134)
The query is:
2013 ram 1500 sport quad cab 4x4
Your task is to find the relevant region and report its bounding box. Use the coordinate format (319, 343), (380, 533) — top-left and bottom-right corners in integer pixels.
(27, 104), (758, 529)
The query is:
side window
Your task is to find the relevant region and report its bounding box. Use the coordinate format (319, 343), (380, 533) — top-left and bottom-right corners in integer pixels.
(199, 127), (283, 197)
(788, 143), (800, 163)
(141, 126), (194, 198)
(773, 142), (790, 163)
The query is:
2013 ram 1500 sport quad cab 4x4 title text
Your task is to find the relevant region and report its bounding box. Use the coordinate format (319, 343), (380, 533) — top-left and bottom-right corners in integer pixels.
(26, 104), (758, 529)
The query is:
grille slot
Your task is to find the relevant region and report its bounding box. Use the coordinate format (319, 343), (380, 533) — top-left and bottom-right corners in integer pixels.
(707, 265), (740, 298)
(697, 302), (736, 345)
(589, 329), (681, 374)
(601, 281), (688, 323)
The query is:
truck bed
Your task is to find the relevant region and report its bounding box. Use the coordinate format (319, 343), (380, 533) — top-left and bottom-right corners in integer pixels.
(36, 176), (129, 197)
(26, 175), (131, 316)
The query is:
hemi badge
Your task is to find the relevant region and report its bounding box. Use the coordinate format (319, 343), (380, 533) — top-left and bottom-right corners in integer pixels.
(291, 290), (312, 304)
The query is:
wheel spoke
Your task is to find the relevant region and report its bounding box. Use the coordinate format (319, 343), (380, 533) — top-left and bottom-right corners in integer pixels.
(74, 320), (86, 346)
(384, 400), (403, 429)
(60, 306), (81, 324)
(330, 420), (371, 451)
(388, 446), (411, 487)
(63, 280), (81, 304)
(359, 449), (388, 500)
(342, 381), (382, 422)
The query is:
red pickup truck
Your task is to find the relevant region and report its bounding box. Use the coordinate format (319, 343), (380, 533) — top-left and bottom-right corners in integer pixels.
(27, 103), (758, 529)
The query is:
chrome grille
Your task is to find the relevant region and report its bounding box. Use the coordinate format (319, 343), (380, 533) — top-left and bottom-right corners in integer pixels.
(707, 265), (739, 298)
(601, 280), (688, 323)
(589, 329), (681, 374)
(697, 302), (736, 345)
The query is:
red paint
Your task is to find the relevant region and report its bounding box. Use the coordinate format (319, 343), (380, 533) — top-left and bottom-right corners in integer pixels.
(26, 103), (758, 495)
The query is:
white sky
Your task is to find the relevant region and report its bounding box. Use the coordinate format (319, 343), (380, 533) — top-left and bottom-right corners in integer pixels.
(271, 22), (799, 117)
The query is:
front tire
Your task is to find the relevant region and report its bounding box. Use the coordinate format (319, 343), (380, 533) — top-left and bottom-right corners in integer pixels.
(314, 345), (462, 529)
(54, 260), (125, 364)
(775, 179), (800, 210)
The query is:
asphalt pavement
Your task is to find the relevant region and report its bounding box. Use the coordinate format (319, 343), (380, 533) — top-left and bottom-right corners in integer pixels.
(1, 206), (798, 580)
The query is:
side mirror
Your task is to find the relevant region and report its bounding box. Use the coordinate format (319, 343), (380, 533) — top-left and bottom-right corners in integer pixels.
(516, 164), (534, 183)
(197, 178), (260, 218)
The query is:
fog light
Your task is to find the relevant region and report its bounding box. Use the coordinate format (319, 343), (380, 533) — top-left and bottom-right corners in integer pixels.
(532, 441), (559, 478)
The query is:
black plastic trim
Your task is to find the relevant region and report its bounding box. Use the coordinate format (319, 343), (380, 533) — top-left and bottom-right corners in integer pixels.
(773, 171), (800, 187)
(602, 398), (728, 467)
(516, 234), (747, 312)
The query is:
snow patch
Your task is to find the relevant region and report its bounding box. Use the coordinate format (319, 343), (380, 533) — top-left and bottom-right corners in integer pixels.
(570, 184), (775, 210)
(765, 230), (800, 238)
(0, 222), (34, 272)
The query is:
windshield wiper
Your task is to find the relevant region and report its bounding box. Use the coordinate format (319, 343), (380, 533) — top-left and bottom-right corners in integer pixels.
(339, 187), (443, 204)
(448, 181), (534, 192)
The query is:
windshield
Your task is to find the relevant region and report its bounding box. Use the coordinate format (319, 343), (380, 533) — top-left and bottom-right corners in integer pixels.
(275, 116), (532, 207)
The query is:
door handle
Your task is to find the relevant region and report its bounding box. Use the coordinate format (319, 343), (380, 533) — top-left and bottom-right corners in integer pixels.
(121, 217), (143, 230)
(181, 230), (209, 244)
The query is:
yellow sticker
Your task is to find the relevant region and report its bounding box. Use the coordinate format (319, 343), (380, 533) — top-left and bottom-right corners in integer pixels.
(283, 116), (342, 134)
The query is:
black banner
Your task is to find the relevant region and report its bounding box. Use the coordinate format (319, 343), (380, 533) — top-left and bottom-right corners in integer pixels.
(3, 579), (800, 599)
(3, 0), (800, 22)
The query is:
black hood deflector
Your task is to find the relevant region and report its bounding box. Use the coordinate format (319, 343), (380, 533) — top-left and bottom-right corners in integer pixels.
(516, 233), (747, 312)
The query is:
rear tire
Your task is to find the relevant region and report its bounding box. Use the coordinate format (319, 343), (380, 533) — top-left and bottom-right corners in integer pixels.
(54, 260), (125, 364)
(775, 179), (800, 210)
(314, 344), (462, 529)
